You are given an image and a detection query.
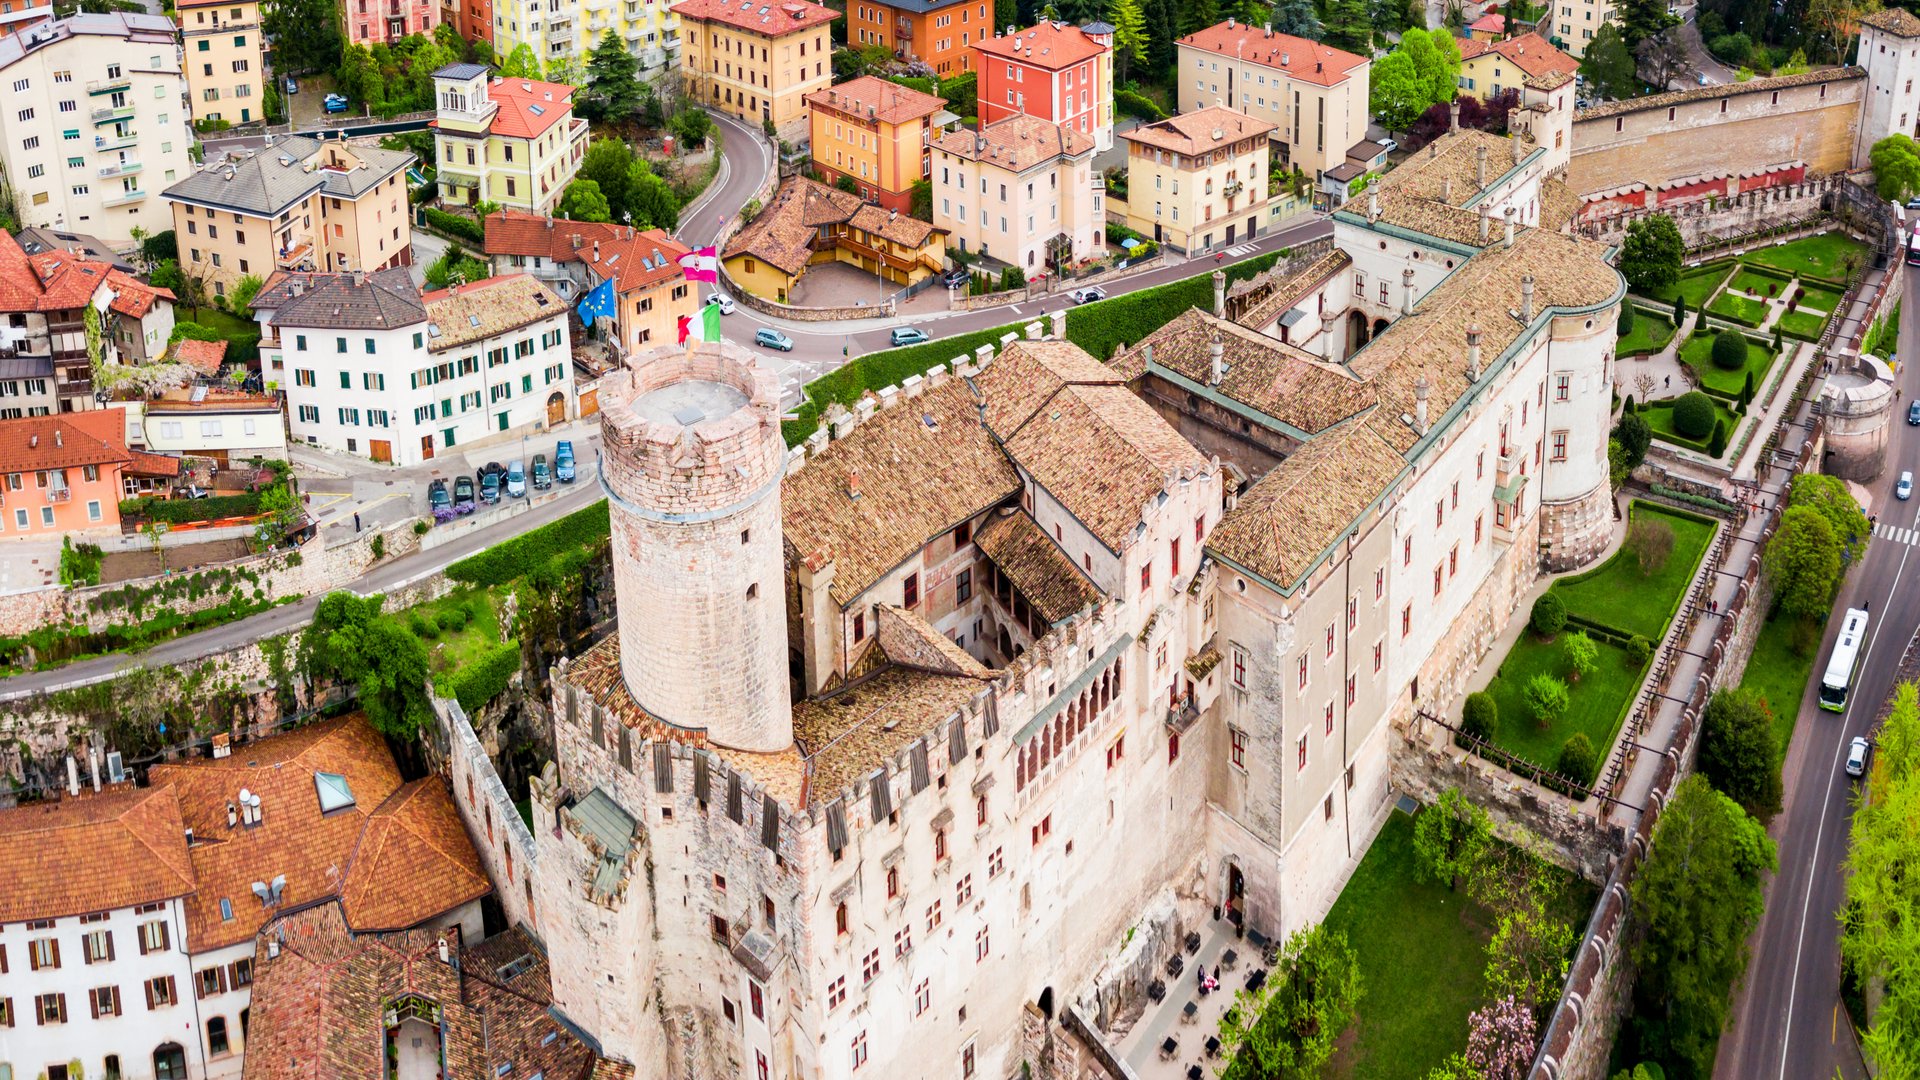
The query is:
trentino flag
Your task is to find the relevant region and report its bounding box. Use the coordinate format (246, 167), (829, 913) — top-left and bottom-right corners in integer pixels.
(575, 278), (616, 323)
(700, 302), (723, 343)
(679, 246), (719, 283)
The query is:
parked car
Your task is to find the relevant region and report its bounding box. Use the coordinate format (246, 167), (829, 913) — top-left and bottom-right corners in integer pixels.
(478, 463), (503, 504)
(1377, 138), (1399, 154)
(1900, 471), (1913, 501)
(531, 453), (552, 490)
(284, 76), (298, 95)
(555, 440), (577, 483)
(323, 92), (349, 113)
(505, 460), (527, 498)
(890, 327), (929, 346)
(755, 327), (795, 351)
(942, 269), (968, 288)
(1695, 72), (1710, 85)
(1069, 286), (1106, 305)
(1847, 735), (1872, 778)
(1907, 400), (1919, 425)
(1907, 197), (1920, 211)
(452, 475), (476, 514)
(428, 478), (450, 511)
(708, 293), (735, 315)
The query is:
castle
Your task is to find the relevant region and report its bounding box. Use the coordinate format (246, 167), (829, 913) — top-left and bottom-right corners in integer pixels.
(518, 114), (1622, 1080)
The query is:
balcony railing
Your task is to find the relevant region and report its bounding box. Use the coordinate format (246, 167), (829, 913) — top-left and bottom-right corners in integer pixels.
(87, 75), (132, 95)
(1165, 696), (1200, 735)
(46, 488), (70, 504)
(97, 160), (142, 180)
(101, 189), (146, 207)
(96, 130), (137, 150)
(91, 102), (135, 125)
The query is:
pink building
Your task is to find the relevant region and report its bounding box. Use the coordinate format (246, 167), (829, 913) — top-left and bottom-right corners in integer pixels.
(345, 0), (439, 46)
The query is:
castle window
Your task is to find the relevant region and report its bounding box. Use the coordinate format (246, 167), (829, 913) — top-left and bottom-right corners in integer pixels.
(853, 612), (866, 642)
(747, 582), (758, 599)
(836, 903), (849, 935)
(976, 794), (988, 825)
(750, 982), (764, 1019)
(903, 572), (919, 607)
(710, 915), (729, 940)
(741, 529), (750, 544)
(764, 896), (776, 930)
(1229, 728), (1247, 769)
(886, 866), (900, 898)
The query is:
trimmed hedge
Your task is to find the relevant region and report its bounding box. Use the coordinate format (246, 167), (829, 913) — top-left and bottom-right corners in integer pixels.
(443, 639), (522, 713)
(425, 207), (485, 246)
(1115, 88), (1166, 121)
(120, 488), (272, 523)
(1649, 483), (1739, 515)
(446, 501), (611, 586)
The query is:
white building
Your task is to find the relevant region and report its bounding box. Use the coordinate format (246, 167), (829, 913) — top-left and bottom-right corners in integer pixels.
(255, 269), (575, 465)
(0, 13), (193, 246)
(931, 112), (1103, 273)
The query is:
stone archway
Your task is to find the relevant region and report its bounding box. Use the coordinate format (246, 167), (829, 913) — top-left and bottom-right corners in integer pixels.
(1347, 310), (1370, 354)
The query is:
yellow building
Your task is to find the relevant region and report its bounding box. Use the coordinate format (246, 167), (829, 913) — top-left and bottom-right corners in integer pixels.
(724, 176), (943, 302)
(805, 76), (949, 213)
(161, 136), (416, 294)
(431, 63), (589, 214)
(1456, 33), (1577, 98)
(1121, 105), (1275, 254)
(672, 0), (836, 136)
(1174, 20), (1369, 178)
(179, 0), (264, 126)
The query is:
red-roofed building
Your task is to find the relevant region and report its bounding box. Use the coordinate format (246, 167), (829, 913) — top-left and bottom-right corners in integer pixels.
(846, 0), (985, 75)
(0, 408), (142, 536)
(805, 76), (949, 211)
(0, 230), (152, 413)
(431, 63), (590, 214)
(974, 20), (1115, 151)
(674, 0), (837, 135)
(1457, 31), (1577, 97)
(483, 210), (700, 355)
(1467, 11), (1507, 38)
(1175, 19), (1371, 176)
(346, 0), (439, 45)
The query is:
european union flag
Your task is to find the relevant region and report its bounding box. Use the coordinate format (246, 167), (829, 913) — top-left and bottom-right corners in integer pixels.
(575, 278), (616, 323)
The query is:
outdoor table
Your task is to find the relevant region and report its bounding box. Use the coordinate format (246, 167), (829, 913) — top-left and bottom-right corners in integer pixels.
(1160, 1037), (1179, 1060)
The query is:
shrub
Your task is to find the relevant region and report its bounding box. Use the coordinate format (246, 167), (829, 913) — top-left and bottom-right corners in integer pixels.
(424, 207), (486, 246)
(1739, 370), (1755, 409)
(1626, 635), (1653, 666)
(1671, 391), (1717, 439)
(120, 488), (275, 524)
(1558, 733), (1598, 781)
(1673, 294), (1687, 324)
(1618, 303), (1636, 336)
(447, 501), (611, 586)
(1626, 515), (1676, 574)
(444, 640), (522, 713)
(1115, 87), (1166, 121)
(1623, 394), (1637, 415)
(434, 605), (470, 632)
(1462, 691), (1497, 742)
(1711, 330), (1748, 371)
(1708, 417), (1730, 457)
(1564, 629), (1599, 682)
(1524, 672), (1571, 728)
(1530, 592), (1568, 637)
(369, 533), (386, 560)
(408, 613), (438, 639)
(413, 519), (430, 535)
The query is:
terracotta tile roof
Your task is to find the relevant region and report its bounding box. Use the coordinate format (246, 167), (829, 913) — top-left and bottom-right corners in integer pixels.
(874, 603), (993, 677)
(1362, 128), (1533, 246)
(972, 509), (1102, 623)
(1232, 246), (1354, 330)
(0, 787), (195, 922)
(1468, 12), (1505, 31)
(1120, 106), (1276, 156)
(726, 177), (937, 276)
(932, 113), (1092, 172)
(1124, 308), (1375, 436)
(128, 449), (183, 477)
(339, 778), (492, 932)
(1456, 36), (1491, 59)
(149, 715), (483, 953)
(807, 75), (946, 125)
(1526, 69), (1575, 91)
(105, 270), (173, 319)
(974, 337), (1125, 434)
(669, 0), (838, 36)
(484, 210), (691, 295)
(1575, 66), (1864, 122)
(421, 273), (567, 353)
(1174, 22), (1368, 86)
(476, 77), (579, 139)
(783, 376), (1021, 606)
(793, 661), (990, 799)
(0, 408), (133, 473)
(168, 337), (229, 375)
(1860, 6), (1920, 33)
(972, 20), (1109, 68)
(1539, 175), (1580, 232)
(848, 202), (938, 247)
(0, 231), (126, 313)
(1473, 32), (1577, 80)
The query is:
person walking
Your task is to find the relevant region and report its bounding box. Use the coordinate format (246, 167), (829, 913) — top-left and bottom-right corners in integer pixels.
(353, 511), (361, 532)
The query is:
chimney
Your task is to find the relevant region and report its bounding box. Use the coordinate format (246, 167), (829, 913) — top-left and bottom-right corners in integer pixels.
(1401, 268), (1416, 316)
(1466, 323), (1483, 381)
(1227, 16), (1235, 27)
(88, 746), (99, 793)
(227, 802), (238, 828)
(1504, 206), (1517, 249)
(1442, 177), (1453, 202)
(1264, 23), (1272, 36)
(268, 938), (281, 959)
(1209, 330), (1225, 386)
(593, 240), (600, 261)
(28, 434), (35, 448)
(1478, 203), (1491, 244)
(1475, 143), (1487, 188)
(53, 429), (61, 448)
(1319, 309), (1340, 364)
(1521, 274), (1535, 322)
(1212, 268), (1227, 318)
(1449, 97), (1460, 131)
(438, 937), (451, 963)
(1511, 132), (1524, 165)
(66, 755), (78, 796)
(1048, 309), (1066, 339)
(847, 469), (861, 500)
(1366, 175), (1380, 223)
(545, 214), (554, 230)
(1413, 374), (1430, 436)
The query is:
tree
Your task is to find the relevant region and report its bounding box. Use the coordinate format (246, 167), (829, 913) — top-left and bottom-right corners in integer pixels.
(580, 138), (640, 219)
(1617, 0), (1678, 44)
(1615, 412), (1652, 467)
(1269, 0), (1322, 37)
(1400, 28), (1460, 107)
(335, 43), (385, 112)
(835, 173), (861, 195)
(150, 258), (185, 294)
(1636, 30), (1692, 89)
(1699, 687), (1783, 820)
(1581, 24), (1639, 101)
(297, 592), (435, 740)
(1523, 673), (1570, 729)
(1462, 691), (1498, 742)
(1619, 214), (1684, 293)
(1710, 329), (1747, 370)
(582, 29), (646, 123)
(1673, 293), (1686, 326)
(909, 179), (933, 221)
(558, 179), (613, 223)
(1461, 996), (1538, 1080)
(424, 249), (489, 289)
(1631, 775), (1774, 1077)
(669, 105), (716, 148)
(1707, 417), (1728, 458)
(226, 273), (266, 316)
(1216, 924), (1362, 1078)
(1413, 788), (1494, 891)
(1108, 0), (1149, 83)
(1530, 592), (1567, 637)
(1623, 515), (1675, 575)
(1322, 0), (1373, 53)
(1788, 472), (1871, 552)
(1609, 437), (1631, 491)
(1563, 630), (1598, 683)
(1618, 303), (1637, 337)
(1842, 683), (1920, 1075)
(1763, 506), (1843, 621)
(1738, 370), (1754, 409)
(1670, 391), (1715, 439)
(501, 42), (543, 78)
(264, 0), (344, 74)
(627, 158), (681, 230)
(1557, 733), (1597, 781)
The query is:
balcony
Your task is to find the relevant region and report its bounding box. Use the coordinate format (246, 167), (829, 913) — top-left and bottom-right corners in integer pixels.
(87, 75), (132, 95)
(1165, 695), (1200, 735)
(101, 189), (146, 207)
(97, 160), (142, 180)
(91, 102), (135, 125)
(277, 241), (315, 270)
(96, 130), (137, 151)
(45, 488), (70, 504)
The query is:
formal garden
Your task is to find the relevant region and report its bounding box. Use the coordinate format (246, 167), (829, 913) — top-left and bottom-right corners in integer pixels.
(1464, 503), (1717, 786)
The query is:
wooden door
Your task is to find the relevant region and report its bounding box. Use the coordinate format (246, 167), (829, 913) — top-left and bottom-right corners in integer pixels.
(369, 440), (392, 463)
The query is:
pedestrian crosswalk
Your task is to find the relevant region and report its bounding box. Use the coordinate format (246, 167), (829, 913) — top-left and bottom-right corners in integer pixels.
(1873, 522), (1919, 545)
(1223, 244), (1258, 257)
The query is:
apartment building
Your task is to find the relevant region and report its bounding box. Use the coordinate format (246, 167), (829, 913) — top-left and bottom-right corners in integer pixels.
(256, 268), (573, 464)
(343, 0), (440, 46)
(0, 408), (160, 535)
(446, 0), (491, 46)
(1550, 0), (1613, 56)
(0, 228), (130, 410)
(139, 387), (286, 461)
(482, 208), (698, 355)
(161, 135), (416, 294)
(672, 0), (835, 133)
(179, 0), (264, 127)
(1120, 105), (1276, 253)
(847, 0), (988, 74)
(490, 0), (681, 81)
(804, 75), (947, 212)
(931, 111), (1100, 270)
(724, 174), (944, 300)
(1457, 32), (1577, 98)
(1175, 18), (1369, 177)
(431, 63), (589, 214)
(0, 14), (192, 245)
(973, 19), (1114, 151)
(0, 0), (51, 37)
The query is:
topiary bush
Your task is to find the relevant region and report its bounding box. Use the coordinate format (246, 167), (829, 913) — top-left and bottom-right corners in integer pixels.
(1462, 691), (1497, 742)
(1618, 304), (1637, 336)
(1530, 592), (1568, 637)
(1625, 634), (1653, 667)
(1711, 330), (1748, 370)
(408, 613), (438, 639)
(1708, 417), (1730, 457)
(1557, 732), (1598, 781)
(1671, 391), (1717, 439)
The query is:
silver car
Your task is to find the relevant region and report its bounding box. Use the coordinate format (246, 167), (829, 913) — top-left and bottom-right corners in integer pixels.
(1846, 736), (1872, 778)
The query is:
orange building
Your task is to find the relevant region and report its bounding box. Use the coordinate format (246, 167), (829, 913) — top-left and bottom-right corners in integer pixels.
(0, 0), (50, 36)
(0, 408), (176, 538)
(805, 76), (948, 212)
(848, 0), (991, 75)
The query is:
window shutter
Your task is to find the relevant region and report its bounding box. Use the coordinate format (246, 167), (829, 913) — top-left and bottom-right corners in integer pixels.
(57, 993), (65, 1022)
(104, 931), (113, 962)
(982, 693), (1000, 737)
(145, 980), (155, 1010)
(196, 971), (209, 1000)
(167, 976), (177, 1003)
(948, 715), (967, 764)
(825, 800), (849, 857)
(50, 939), (58, 968)
(27, 945), (37, 971)
(761, 794), (780, 850)
(219, 965), (228, 992)
(111, 986), (121, 1016)
(90, 990), (100, 1019)
(727, 772), (744, 823)
(160, 922), (170, 951)
(36, 996), (46, 1026)
(910, 742), (930, 793)
(869, 768), (893, 820)
(138, 926), (149, 955)
(693, 753), (711, 805)
(653, 742), (674, 794)
(84, 935), (93, 965)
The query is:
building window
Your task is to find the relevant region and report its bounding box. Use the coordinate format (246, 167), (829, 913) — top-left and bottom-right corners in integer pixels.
(852, 1031), (869, 1070)
(89, 985), (119, 1018)
(36, 992), (65, 1024)
(903, 572), (919, 607)
(1551, 431), (1568, 461)
(146, 975), (178, 1008)
(1230, 646), (1246, 688)
(862, 948), (881, 984)
(1229, 727), (1247, 769)
(828, 976), (847, 1008)
(1297, 733), (1308, 770)
(208, 1016), (231, 1055)
(976, 926), (991, 960)
(1401, 603), (1412, 638)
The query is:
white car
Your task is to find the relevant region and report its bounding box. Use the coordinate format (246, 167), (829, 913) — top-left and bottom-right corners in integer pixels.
(1377, 138), (1399, 154)
(708, 293), (735, 315)
(1847, 736), (1872, 778)
(1899, 471), (1913, 501)
(1069, 287), (1106, 304)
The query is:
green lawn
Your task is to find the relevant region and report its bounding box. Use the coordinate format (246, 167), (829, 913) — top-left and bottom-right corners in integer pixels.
(1739, 613), (1824, 751)
(404, 588), (503, 685)
(1550, 505), (1716, 641)
(1705, 290), (1772, 327)
(1642, 395), (1740, 455)
(1777, 308), (1829, 342)
(1618, 310), (1677, 356)
(1739, 231), (1866, 285)
(1483, 633), (1645, 781)
(1638, 262), (1733, 307)
(1728, 267), (1790, 298)
(1321, 811), (1596, 1080)
(1679, 331), (1778, 397)
(1795, 284), (1844, 313)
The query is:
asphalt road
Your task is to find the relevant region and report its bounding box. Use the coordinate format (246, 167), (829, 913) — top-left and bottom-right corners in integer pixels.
(1715, 270), (1920, 1080)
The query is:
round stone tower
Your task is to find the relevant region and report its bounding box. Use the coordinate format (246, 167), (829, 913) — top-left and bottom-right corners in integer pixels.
(597, 340), (792, 753)
(1821, 356), (1896, 481)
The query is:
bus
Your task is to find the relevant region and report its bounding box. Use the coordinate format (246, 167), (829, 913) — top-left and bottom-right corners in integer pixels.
(1820, 607), (1871, 712)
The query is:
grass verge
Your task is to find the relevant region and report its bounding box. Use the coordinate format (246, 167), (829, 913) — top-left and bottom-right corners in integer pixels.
(1737, 231), (1865, 286)
(1637, 261), (1733, 308)
(1549, 504), (1716, 641)
(1704, 290), (1771, 327)
(1483, 634), (1645, 782)
(1739, 612), (1823, 750)
(1641, 395), (1740, 455)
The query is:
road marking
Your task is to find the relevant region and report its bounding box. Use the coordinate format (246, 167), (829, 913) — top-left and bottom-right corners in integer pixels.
(1225, 244), (1257, 256)
(1779, 503), (1920, 1078)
